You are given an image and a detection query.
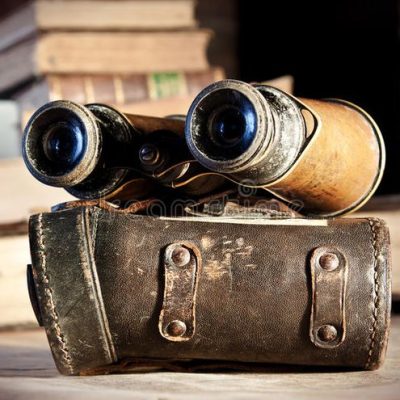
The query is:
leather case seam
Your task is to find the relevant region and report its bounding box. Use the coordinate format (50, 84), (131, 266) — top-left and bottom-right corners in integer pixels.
(81, 208), (118, 363)
(37, 213), (73, 373)
(365, 218), (380, 369)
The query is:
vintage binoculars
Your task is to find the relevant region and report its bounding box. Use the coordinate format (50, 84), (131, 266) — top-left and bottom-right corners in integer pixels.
(23, 80), (385, 216)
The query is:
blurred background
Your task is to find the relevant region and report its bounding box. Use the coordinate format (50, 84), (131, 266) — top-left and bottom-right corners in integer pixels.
(0, 0), (399, 326)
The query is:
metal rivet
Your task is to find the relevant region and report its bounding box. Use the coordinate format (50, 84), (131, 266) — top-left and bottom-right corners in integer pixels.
(139, 143), (160, 166)
(166, 320), (187, 337)
(171, 246), (191, 267)
(317, 324), (338, 342)
(319, 252), (339, 271)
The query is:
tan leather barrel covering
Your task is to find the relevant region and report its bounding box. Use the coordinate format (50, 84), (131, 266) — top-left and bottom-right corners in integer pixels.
(266, 99), (384, 216)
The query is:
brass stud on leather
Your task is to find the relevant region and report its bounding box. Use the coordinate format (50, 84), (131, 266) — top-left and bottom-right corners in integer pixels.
(166, 320), (187, 337)
(317, 324), (338, 342)
(170, 246), (191, 267)
(319, 252), (339, 271)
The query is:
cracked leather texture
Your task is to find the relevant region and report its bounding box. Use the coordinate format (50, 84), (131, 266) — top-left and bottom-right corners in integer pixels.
(28, 206), (391, 375)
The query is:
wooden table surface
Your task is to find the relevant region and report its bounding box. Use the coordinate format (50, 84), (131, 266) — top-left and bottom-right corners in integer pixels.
(1, 317), (400, 400)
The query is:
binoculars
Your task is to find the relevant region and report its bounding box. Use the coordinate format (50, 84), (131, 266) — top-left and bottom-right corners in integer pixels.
(23, 79), (385, 217)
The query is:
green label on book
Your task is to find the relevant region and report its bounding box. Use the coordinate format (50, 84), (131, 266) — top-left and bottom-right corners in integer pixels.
(148, 73), (188, 100)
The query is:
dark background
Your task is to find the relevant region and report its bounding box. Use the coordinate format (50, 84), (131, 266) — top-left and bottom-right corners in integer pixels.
(237, 0), (400, 194)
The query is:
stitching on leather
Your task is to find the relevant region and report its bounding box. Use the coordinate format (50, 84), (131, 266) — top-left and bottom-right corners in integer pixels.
(81, 208), (117, 362)
(37, 214), (73, 373)
(90, 207), (99, 253)
(365, 218), (380, 369)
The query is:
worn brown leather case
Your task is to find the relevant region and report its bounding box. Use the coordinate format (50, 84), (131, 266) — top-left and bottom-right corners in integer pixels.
(27, 205), (391, 375)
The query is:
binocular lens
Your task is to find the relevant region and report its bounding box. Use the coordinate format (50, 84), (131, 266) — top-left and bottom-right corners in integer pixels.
(209, 106), (247, 148)
(186, 87), (258, 163)
(43, 121), (85, 170)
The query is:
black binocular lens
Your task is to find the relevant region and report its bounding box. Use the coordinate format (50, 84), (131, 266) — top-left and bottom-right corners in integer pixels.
(187, 88), (258, 162)
(209, 106), (247, 148)
(42, 121), (85, 170)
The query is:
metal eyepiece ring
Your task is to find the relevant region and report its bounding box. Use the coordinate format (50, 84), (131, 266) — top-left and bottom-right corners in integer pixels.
(185, 79), (273, 174)
(22, 100), (101, 187)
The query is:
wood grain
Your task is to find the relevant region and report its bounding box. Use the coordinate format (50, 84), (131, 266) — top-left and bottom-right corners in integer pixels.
(0, 317), (399, 399)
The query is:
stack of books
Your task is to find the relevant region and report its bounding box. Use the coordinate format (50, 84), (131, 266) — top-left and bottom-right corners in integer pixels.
(0, 0), (224, 125)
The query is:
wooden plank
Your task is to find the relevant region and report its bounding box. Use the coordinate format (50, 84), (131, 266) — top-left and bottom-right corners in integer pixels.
(0, 317), (399, 399)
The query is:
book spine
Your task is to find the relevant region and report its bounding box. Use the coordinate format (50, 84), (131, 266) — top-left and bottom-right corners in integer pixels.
(46, 69), (224, 105)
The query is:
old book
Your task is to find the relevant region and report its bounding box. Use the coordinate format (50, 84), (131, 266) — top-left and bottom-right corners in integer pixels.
(21, 97), (195, 127)
(116, 97), (194, 117)
(112, 75), (293, 116)
(0, 231), (36, 328)
(0, 157), (66, 328)
(0, 0), (197, 52)
(15, 69), (225, 112)
(17, 73), (299, 126)
(0, 158), (74, 224)
(0, 157), (67, 327)
(0, 30), (212, 93)
(0, 0), (28, 20)
(0, 100), (20, 159)
(197, 0), (239, 78)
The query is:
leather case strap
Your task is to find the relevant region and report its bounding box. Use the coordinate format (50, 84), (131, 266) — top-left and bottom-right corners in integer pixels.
(159, 242), (201, 342)
(309, 246), (347, 348)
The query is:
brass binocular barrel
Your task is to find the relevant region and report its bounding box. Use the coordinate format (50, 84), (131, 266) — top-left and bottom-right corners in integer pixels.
(185, 80), (385, 217)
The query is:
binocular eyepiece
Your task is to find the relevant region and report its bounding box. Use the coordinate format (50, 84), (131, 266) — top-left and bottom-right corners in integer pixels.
(185, 80), (305, 182)
(23, 101), (104, 189)
(187, 84), (259, 162)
